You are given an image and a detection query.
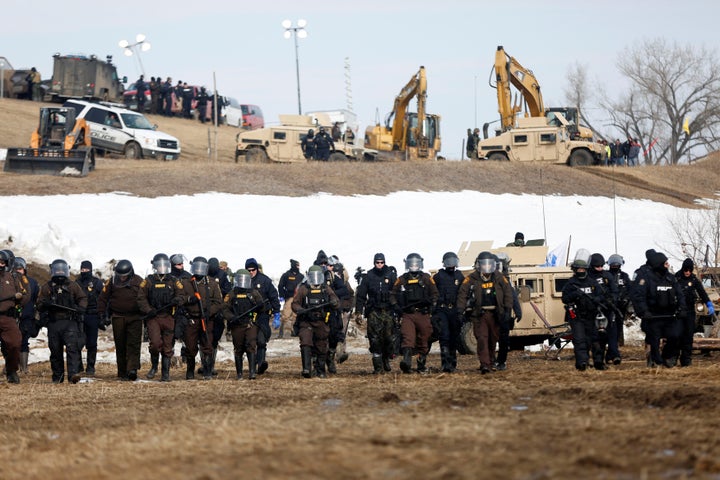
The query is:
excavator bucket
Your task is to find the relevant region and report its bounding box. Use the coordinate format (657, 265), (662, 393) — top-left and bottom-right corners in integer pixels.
(3, 146), (95, 177)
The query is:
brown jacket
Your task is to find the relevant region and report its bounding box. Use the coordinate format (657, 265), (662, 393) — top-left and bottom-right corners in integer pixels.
(37, 280), (88, 318)
(181, 276), (223, 319)
(137, 274), (185, 317)
(0, 271), (30, 316)
(390, 271), (439, 313)
(456, 270), (513, 318)
(97, 274), (143, 316)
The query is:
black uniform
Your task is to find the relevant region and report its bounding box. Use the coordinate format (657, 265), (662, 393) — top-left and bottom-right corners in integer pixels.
(676, 268), (711, 366)
(432, 267), (464, 372)
(301, 131), (316, 160)
(587, 268), (619, 364)
(75, 271), (104, 374)
(561, 273), (606, 370)
(249, 269), (281, 375)
(313, 130), (334, 160)
(355, 263), (398, 373)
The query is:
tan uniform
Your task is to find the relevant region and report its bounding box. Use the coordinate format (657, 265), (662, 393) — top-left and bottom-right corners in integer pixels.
(0, 271), (29, 376)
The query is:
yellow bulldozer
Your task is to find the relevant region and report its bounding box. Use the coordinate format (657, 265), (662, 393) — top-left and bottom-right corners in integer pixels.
(4, 107), (95, 176)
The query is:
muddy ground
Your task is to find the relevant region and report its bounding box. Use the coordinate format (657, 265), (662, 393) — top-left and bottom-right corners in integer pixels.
(2, 342), (720, 480)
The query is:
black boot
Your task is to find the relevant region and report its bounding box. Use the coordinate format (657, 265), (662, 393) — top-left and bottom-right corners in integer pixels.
(400, 348), (413, 373)
(197, 352), (207, 376)
(257, 348), (268, 375)
(7, 371), (19, 384)
(247, 352), (257, 380)
(202, 352), (214, 380)
(301, 346), (312, 378)
(186, 356), (195, 380)
(315, 354), (327, 378)
(383, 355), (392, 372)
(86, 350), (97, 376)
(440, 346), (453, 372)
(212, 348), (218, 376)
(327, 349), (337, 374)
(20, 352), (29, 374)
(161, 356), (171, 382)
(147, 352), (159, 379)
(372, 354), (383, 374)
(234, 353), (243, 380)
(417, 354), (428, 373)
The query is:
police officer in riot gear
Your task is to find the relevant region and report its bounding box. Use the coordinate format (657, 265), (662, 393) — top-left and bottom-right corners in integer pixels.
(432, 252), (465, 372)
(494, 252), (522, 371)
(587, 253), (619, 368)
(675, 258), (713, 367)
(456, 251), (513, 374)
(0, 250), (29, 383)
(292, 265), (339, 378)
(301, 129), (316, 160)
(138, 253), (185, 381)
(561, 250), (608, 371)
(75, 260), (104, 376)
(97, 259), (144, 380)
(223, 269), (264, 380)
(632, 251), (687, 367)
(608, 254), (631, 356)
(313, 126), (335, 160)
(15, 257), (38, 375)
(355, 253), (398, 374)
(37, 259), (88, 384)
(391, 253), (439, 374)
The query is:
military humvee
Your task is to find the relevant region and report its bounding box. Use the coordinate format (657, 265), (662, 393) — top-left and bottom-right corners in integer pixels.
(234, 114), (366, 163)
(450, 240), (573, 353)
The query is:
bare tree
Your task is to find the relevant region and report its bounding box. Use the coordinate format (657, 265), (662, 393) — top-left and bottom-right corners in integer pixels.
(563, 62), (604, 137)
(603, 38), (720, 164)
(667, 201), (720, 268)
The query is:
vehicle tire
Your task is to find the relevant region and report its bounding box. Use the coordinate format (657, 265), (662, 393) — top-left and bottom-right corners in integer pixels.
(245, 148), (268, 163)
(457, 321), (476, 355)
(328, 152), (347, 162)
(568, 149), (592, 167)
(488, 152), (508, 161)
(124, 142), (142, 159)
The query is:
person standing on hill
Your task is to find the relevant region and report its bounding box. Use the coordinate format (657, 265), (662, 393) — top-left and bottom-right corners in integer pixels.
(181, 83), (194, 119)
(135, 75), (147, 111)
(138, 253), (185, 382)
(196, 87), (209, 123)
(75, 260), (104, 376)
(391, 253), (439, 374)
(37, 259), (87, 384)
(301, 129), (316, 160)
(97, 260), (143, 381)
(675, 258), (713, 367)
(313, 126), (334, 160)
(355, 253), (398, 374)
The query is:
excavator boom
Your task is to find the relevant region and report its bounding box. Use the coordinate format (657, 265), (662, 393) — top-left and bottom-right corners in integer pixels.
(495, 45), (544, 131)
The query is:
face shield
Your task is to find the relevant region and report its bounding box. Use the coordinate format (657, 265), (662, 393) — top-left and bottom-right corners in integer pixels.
(234, 273), (251, 289)
(50, 261), (70, 279)
(191, 260), (209, 277)
(405, 256), (423, 273)
(153, 259), (171, 275)
(307, 269), (324, 286)
(475, 258), (496, 275)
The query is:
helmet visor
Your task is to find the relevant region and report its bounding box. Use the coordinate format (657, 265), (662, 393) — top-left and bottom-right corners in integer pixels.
(191, 260), (209, 277)
(153, 259), (171, 275)
(307, 270), (324, 285)
(234, 273), (252, 289)
(476, 258), (496, 275)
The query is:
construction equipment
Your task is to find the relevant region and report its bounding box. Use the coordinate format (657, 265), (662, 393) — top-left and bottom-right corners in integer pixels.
(364, 66), (442, 161)
(492, 45), (592, 140)
(4, 107), (95, 176)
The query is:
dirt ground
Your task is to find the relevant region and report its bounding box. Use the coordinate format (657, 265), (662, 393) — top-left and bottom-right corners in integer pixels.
(2, 341), (720, 480)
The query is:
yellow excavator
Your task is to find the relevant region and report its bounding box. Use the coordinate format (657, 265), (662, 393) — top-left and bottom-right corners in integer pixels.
(364, 66), (441, 161)
(4, 107), (95, 176)
(493, 45), (592, 140)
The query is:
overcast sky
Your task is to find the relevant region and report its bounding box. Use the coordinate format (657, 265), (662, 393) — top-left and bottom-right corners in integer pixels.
(3, 0), (719, 158)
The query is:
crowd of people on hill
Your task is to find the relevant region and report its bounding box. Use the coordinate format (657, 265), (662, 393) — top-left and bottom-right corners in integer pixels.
(130, 74), (221, 124)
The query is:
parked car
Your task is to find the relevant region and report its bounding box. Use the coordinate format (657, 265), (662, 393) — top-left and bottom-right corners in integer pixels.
(224, 98), (264, 129)
(122, 82), (151, 111)
(63, 99), (180, 160)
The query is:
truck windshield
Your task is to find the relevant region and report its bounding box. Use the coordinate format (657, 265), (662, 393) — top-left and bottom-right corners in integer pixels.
(121, 113), (154, 130)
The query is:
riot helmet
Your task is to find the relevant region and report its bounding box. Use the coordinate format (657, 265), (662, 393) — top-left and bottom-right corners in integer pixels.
(15, 257), (27, 272)
(113, 259), (134, 284)
(152, 253), (171, 275)
(570, 249), (591, 279)
(50, 259), (70, 283)
(307, 265), (324, 286)
(234, 269), (252, 289)
(0, 249), (15, 272)
(208, 257), (220, 276)
(607, 254), (624, 268)
(170, 253), (185, 267)
(191, 256), (209, 278)
(495, 252), (511, 274)
(442, 252), (459, 269)
(307, 129), (314, 138)
(590, 253), (606, 268)
(474, 251), (496, 275)
(404, 253), (424, 273)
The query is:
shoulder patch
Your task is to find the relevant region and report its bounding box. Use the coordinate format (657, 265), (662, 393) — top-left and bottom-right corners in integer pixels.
(140, 279), (147, 288)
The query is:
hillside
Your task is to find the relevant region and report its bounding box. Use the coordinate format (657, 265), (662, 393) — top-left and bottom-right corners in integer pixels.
(1, 97), (719, 206)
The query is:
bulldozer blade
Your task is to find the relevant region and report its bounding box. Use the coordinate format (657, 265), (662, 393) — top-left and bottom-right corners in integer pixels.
(3, 147), (94, 177)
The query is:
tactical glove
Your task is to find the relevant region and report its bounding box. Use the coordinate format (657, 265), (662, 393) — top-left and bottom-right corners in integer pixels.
(272, 312), (281, 329)
(708, 301), (716, 316)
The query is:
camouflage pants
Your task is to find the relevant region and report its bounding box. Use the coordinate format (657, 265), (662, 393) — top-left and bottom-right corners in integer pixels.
(367, 309), (396, 358)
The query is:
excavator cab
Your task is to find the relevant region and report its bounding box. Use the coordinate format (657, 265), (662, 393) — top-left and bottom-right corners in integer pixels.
(4, 107), (95, 176)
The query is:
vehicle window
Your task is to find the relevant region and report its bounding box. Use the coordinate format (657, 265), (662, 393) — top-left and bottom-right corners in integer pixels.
(242, 105), (249, 115)
(554, 278), (569, 293)
(273, 131), (286, 141)
(84, 107), (108, 124)
(514, 134), (528, 144)
(519, 277), (543, 294)
(540, 133), (557, 143)
(62, 101), (83, 117)
(121, 113), (154, 130)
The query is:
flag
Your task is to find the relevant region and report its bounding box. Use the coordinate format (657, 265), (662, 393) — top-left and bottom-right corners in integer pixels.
(683, 117), (690, 135)
(543, 239), (569, 267)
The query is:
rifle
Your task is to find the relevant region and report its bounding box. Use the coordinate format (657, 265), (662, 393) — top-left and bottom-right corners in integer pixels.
(297, 301), (332, 316)
(0, 292), (23, 303)
(191, 278), (210, 346)
(230, 300), (267, 326)
(141, 302), (176, 321)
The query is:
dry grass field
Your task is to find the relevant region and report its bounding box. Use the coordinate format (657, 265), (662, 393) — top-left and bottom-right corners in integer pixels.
(3, 97), (720, 479)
